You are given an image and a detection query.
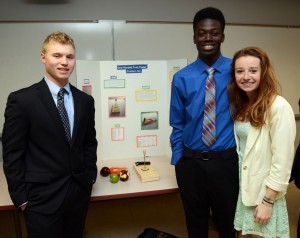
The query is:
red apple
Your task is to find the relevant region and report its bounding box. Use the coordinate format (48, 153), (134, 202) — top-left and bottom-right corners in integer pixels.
(100, 166), (110, 177)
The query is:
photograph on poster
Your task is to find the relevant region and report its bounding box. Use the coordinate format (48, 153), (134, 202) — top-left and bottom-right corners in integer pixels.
(108, 96), (126, 117)
(82, 85), (92, 95)
(141, 111), (158, 130)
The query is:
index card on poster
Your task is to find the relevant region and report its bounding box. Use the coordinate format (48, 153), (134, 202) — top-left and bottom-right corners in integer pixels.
(136, 135), (157, 147)
(111, 127), (124, 141)
(135, 90), (157, 102)
(169, 68), (180, 81)
(104, 79), (125, 88)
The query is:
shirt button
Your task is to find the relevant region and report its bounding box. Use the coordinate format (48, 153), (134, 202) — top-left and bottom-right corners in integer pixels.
(243, 166), (247, 170)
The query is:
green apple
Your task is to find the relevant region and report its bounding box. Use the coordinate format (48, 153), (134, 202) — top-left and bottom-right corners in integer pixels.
(110, 173), (119, 183)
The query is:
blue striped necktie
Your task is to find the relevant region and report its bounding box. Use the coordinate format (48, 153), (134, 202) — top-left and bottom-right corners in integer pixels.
(202, 67), (216, 147)
(57, 88), (71, 143)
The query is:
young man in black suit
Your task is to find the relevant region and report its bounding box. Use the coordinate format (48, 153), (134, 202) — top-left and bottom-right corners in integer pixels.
(2, 32), (98, 238)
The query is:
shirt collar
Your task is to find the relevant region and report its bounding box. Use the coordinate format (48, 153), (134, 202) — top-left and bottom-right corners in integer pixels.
(44, 77), (71, 97)
(196, 54), (225, 74)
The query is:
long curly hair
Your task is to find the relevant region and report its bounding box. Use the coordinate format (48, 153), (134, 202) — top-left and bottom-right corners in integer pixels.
(227, 47), (280, 127)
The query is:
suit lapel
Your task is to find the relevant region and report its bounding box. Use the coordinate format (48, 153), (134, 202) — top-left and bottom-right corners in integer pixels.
(36, 79), (70, 144)
(70, 85), (81, 145)
(243, 126), (261, 160)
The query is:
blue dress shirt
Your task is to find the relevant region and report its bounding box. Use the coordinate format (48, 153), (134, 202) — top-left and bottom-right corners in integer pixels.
(169, 55), (236, 165)
(44, 77), (74, 136)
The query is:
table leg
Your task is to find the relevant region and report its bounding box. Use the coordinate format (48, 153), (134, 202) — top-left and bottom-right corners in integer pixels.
(12, 209), (22, 238)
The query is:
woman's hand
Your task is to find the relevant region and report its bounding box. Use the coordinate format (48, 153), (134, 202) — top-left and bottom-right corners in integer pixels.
(254, 203), (273, 224)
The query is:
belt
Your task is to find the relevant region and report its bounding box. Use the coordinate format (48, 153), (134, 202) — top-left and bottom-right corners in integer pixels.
(182, 147), (237, 161)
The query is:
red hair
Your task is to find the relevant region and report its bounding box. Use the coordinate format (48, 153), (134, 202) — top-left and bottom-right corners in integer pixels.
(228, 47), (280, 127)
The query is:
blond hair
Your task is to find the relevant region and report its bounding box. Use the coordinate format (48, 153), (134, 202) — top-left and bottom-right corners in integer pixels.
(42, 31), (75, 54)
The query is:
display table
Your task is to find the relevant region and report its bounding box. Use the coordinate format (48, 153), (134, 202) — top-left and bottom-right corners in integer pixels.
(91, 155), (178, 201)
(1, 155), (178, 207)
(0, 156), (178, 238)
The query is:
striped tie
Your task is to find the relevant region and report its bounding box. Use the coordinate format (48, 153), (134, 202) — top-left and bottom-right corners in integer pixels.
(202, 67), (216, 147)
(57, 88), (71, 143)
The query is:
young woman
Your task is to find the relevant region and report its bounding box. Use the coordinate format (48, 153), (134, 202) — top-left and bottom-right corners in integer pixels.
(228, 47), (296, 238)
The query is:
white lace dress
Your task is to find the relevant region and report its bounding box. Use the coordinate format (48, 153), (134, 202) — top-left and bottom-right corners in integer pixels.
(234, 122), (290, 238)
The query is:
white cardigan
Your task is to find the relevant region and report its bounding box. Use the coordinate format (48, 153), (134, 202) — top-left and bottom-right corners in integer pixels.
(234, 95), (296, 206)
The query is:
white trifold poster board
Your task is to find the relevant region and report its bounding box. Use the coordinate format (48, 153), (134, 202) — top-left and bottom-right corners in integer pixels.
(76, 59), (187, 161)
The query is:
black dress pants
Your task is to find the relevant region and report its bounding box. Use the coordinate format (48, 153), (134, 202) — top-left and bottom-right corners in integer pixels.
(23, 179), (91, 238)
(175, 148), (239, 238)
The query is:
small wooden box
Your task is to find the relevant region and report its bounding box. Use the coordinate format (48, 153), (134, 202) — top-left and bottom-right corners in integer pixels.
(133, 164), (160, 182)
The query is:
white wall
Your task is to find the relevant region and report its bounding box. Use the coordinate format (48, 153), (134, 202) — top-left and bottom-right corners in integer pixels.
(0, 21), (113, 131)
(1, 0), (300, 26)
(0, 21), (299, 141)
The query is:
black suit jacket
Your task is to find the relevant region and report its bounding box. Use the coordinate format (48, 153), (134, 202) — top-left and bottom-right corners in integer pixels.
(2, 79), (98, 214)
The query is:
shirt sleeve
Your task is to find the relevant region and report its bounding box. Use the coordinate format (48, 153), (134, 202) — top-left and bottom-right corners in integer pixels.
(169, 74), (186, 165)
(266, 96), (296, 193)
(2, 92), (29, 207)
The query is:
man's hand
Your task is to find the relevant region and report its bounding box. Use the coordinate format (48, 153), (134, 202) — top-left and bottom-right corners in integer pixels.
(19, 204), (27, 212)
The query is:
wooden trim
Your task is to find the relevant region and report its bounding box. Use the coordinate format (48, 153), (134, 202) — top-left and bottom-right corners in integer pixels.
(0, 20), (98, 23)
(89, 188), (179, 202)
(0, 205), (16, 211)
(0, 189), (179, 210)
(1, 20), (299, 28)
(126, 20), (300, 29)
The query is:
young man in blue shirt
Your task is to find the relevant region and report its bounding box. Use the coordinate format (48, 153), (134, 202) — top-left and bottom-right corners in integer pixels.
(170, 7), (238, 238)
